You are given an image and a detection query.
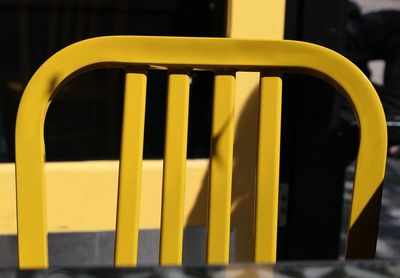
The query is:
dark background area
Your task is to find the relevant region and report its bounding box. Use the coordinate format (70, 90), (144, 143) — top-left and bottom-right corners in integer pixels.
(280, 0), (350, 260)
(0, 0), (226, 161)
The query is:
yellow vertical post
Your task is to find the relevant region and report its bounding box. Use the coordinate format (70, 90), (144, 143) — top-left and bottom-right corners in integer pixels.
(227, 0), (286, 261)
(160, 72), (190, 265)
(254, 75), (282, 263)
(207, 73), (236, 264)
(16, 93), (49, 269)
(114, 69), (147, 267)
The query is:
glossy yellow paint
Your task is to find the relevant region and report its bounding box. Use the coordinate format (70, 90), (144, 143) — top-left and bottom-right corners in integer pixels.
(254, 75), (282, 263)
(160, 73), (190, 265)
(16, 79), (49, 269)
(114, 71), (147, 266)
(15, 36), (386, 268)
(207, 74), (236, 264)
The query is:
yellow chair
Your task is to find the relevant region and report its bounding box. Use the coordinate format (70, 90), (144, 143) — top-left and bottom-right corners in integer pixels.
(15, 36), (387, 269)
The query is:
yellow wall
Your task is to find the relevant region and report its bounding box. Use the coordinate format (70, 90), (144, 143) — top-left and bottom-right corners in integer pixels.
(228, 0), (285, 39)
(0, 160), (209, 235)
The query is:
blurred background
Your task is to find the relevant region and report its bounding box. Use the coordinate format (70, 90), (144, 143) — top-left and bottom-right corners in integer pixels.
(0, 0), (399, 267)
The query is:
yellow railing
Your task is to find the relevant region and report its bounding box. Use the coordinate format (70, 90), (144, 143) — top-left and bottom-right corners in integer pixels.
(15, 36), (386, 268)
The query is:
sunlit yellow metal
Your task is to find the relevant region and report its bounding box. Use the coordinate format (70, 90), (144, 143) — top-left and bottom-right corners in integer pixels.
(15, 36), (386, 267)
(254, 75), (282, 263)
(114, 70), (147, 267)
(15, 77), (49, 269)
(207, 74), (236, 264)
(159, 73), (190, 265)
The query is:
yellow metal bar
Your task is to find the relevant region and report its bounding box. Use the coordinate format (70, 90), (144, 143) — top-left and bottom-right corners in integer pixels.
(159, 73), (190, 265)
(207, 73), (236, 264)
(254, 75), (282, 263)
(15, 87), (49, 269)
(114, 70), (147, 267)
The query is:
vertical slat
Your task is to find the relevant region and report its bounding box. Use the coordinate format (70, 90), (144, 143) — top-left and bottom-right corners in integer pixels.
(160, 72), (190, 265)
(254, 75), (282, 263)
(207, 73), (236, 264)
(114, 70), (147, 266)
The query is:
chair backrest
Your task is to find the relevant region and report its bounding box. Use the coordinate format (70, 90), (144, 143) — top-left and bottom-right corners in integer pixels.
(15, 36), (387, 269)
